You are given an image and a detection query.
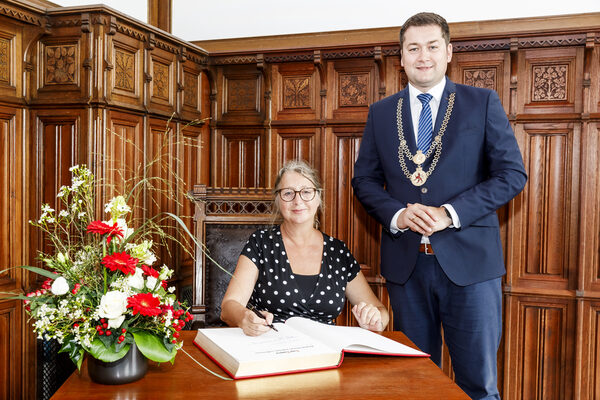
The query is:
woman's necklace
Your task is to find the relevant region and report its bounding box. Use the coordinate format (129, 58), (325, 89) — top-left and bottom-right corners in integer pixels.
(396, 93), (455, 186)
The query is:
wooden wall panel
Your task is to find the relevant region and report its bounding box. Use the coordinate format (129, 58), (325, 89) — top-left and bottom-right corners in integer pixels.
(505, 295), (576, 400)
(0, 112), (14, 285)
(330, 59), (376, 120)
(510, 122), (579, 290)
(273, 127), (318, 168)
(449, 51), (510, 111)
(214, 129), (263, 187)
(578, 301), (600, 399)
(273, 63), (318, 120)
(104, 111), (144, 200)
(517, 48), (583, 115)
(0, 301), (22, 400)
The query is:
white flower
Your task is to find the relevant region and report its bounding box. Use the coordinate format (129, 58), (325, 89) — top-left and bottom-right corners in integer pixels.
(59, 210), (69, 218)
(127, 268), (145, 290)
(108, 315), (125, 329)
(126, 240), (156, 265)
(97, 290), (128, 321)
(168, 286), (176, 293)
(50, 277), (69, 295)
(57, 252), (67, 264)
(146, 276), (158, 291)
(105, 196), (131, 220)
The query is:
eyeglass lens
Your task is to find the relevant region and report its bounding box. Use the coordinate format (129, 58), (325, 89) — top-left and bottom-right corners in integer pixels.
(278, 188), (316, 202)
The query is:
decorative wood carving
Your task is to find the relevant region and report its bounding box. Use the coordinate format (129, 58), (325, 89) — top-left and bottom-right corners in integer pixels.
(152, 60), (169, 100)
(463, 67), (497, 90)
(531, 64), (568, 101)
(183, 71), (198, 108)
(339, 73), (369, 107)
(225, 75), (259, 112)
(44, 44), (77, 85)
(0, 37), (9, 84)
(283, 76), (311, 108)
(215, 130), (263, 187)
(114, 48), (135, 92)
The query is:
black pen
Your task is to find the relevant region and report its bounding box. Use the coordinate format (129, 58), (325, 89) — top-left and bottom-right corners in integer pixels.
(248, 305), (278, 332)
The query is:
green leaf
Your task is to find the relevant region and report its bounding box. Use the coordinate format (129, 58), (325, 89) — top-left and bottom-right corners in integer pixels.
(0, 265), (58, 279)
(76, 349), (85, 371)
(132, 331), (176, 363)
(87, 338), (130, 362)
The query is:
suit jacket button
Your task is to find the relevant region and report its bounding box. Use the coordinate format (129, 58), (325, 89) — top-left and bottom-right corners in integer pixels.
(421, 187), (428, 194)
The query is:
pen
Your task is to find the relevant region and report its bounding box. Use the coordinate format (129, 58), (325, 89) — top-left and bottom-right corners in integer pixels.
(248, 305), (278, 332)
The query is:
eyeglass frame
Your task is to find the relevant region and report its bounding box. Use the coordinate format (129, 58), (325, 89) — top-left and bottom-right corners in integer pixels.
(275, 187), (320, 202)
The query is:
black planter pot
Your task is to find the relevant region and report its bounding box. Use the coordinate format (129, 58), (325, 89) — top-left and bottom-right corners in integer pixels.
(87, 342), (148, 385)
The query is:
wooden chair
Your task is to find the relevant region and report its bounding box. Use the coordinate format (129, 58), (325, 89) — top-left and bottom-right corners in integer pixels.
(188, 185), (274, 327)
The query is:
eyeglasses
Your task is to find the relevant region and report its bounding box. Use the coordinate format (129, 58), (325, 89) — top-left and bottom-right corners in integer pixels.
(276, 187), (319, 202)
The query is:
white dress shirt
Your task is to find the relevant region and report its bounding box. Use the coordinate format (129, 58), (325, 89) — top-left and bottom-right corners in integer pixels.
(390, 78), (461, 238)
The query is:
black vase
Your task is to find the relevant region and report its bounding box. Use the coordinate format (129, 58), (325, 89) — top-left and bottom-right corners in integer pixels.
(87, 342), (148, 385)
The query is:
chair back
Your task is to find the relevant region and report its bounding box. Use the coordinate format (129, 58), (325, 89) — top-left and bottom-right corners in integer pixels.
(189, 185), (274, 327)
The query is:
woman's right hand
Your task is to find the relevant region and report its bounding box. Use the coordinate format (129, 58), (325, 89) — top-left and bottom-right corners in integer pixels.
(240, 308), (275, 336)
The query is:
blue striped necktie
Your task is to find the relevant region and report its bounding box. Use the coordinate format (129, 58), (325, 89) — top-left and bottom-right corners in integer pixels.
(417, 93), (433, 153)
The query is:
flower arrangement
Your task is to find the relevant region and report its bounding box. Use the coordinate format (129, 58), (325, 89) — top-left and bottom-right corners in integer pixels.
(16, 165), (192, 369)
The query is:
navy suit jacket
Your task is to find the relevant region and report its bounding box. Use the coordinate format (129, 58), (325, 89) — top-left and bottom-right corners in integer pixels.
(352, 78), (527, 286)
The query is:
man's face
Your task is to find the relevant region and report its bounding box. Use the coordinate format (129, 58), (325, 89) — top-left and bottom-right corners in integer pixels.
(401, 24), (452, 92)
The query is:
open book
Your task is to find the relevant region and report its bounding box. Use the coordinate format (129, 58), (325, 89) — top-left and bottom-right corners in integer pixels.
(193, 316), (428, 379)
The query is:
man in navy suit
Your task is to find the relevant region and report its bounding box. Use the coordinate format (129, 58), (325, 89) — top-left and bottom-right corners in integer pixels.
(352, 12), (527, 400)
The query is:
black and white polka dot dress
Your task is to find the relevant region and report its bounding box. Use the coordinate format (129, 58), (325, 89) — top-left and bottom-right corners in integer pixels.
(242, 226), (361, 324)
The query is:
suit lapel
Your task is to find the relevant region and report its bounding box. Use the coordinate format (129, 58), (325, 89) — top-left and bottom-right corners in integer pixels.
(434, 79), (456, 133)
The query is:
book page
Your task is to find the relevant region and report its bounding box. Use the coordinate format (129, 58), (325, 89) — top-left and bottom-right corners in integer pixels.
(198, 322), (337, 363)
(285, 317), (427, 356)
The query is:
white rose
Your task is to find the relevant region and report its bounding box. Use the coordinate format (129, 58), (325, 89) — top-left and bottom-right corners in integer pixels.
(108, 315), (125, 329)
(51, 277), (69, 295)
(98, 290), (128, 320)
(127, 268), (144, 290)
(146, 276), (158, 291)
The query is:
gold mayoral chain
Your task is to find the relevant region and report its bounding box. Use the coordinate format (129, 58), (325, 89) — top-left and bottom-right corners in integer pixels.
(396, 93), (455, 186)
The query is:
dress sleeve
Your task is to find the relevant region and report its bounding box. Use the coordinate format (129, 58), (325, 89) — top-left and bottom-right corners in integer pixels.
(240, 229), (264, 267)
(338, 240), (361, 282)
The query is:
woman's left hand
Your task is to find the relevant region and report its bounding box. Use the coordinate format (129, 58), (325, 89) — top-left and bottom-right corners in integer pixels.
(352, 301), (384, 332)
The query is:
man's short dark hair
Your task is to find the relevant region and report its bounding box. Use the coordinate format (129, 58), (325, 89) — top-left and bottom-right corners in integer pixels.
(399, 12), (450, 49)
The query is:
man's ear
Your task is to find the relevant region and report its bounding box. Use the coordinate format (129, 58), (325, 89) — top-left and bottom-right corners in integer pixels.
(446, 43), (453, 63)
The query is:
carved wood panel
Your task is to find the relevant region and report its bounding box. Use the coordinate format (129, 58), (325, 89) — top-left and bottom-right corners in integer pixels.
(32, 115), (80, 272)
(579, 300), (600, 399)
(274, 63), (317, 120)
(510, 122), (579, 290)
(330, 60), (376, 120)
(324, 127), (380, 278)
(504, 295), (576, 400)
(449, 51), (510, 110)
(580, 122), (600, 293)
(214, 129), (263, 187)
(220, 68), (262, 120)
(109, 36), (143, 107)
(518, 48), (583, 115)
(105, 111), (144, 203)
(274, 128), (318, 168)
(0, 113), (13, 286)
(0, 301), (22, 400)
(147, 119), (177, 265)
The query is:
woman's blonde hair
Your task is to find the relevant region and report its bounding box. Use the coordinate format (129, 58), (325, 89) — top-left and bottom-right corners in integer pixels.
(272, 160), (323, 228)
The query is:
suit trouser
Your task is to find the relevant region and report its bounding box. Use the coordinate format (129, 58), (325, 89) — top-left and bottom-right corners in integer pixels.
(386, 253), (502, 400)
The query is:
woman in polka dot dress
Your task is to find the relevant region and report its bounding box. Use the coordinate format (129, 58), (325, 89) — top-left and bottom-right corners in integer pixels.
(221, 160), (390, 336)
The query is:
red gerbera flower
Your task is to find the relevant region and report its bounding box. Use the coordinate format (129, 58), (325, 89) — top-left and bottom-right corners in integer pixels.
(87, 220), (124, 244)
(141, 265), (159, 278)
(127, 293), (162, 316)
(102, 252), (138, 275)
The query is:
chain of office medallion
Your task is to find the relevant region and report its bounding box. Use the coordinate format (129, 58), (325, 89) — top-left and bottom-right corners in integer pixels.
(396, 92), (455, 180)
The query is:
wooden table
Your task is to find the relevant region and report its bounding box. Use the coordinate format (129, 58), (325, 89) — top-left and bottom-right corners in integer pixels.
(51, 331), (468, 399)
